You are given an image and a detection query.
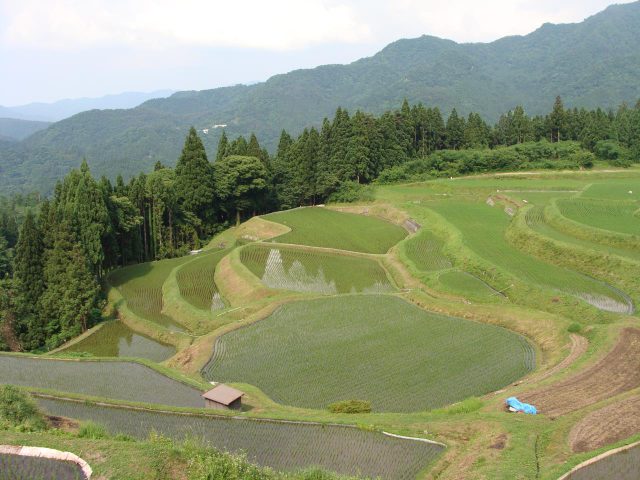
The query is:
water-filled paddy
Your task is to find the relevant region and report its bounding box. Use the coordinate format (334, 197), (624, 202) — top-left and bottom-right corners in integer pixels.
(240, 244), (395, 294)
(38, 397), (443, 480)
(61, 321), (176, 362)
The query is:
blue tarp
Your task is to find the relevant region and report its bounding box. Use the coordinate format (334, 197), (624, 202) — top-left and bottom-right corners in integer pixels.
(506, 396), (537, 414)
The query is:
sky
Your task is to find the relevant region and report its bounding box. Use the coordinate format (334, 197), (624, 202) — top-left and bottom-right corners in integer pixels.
(0, 0), (635, 106)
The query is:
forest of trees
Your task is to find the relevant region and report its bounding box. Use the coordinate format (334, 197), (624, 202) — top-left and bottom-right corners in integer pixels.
(0, 96), (638, 351)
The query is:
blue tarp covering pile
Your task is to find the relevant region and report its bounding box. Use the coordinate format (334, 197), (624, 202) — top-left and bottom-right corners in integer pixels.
(505, 396), (537, 414)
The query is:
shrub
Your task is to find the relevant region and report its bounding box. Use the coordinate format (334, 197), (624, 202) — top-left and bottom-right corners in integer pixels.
(78, 420), (108, 439)
(0, 385), (47, 431)
(327, 181), (374, 203)
(568, 322), (582, 333)
(327, 399), (372, 414)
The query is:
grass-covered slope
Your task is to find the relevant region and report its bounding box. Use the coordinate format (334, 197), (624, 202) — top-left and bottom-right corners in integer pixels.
(263, 208), (406, 253)
(203, 295), (534, 412)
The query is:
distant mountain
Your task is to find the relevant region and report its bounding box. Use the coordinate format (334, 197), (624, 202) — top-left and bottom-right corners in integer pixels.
(0, 118), (51, 141)
(2, 1), (640, 193)
(0, 90), (175, 122)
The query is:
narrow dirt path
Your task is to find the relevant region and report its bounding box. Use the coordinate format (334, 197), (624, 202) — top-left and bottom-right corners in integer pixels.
(528, 334), (588, 384)
(520, 328), (640, 416)
(569, 395), (640, 452)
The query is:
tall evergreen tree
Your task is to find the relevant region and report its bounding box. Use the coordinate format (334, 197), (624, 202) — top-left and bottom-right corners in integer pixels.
(0, 234), (10, 279)
(174, 127), (216, 233)
(40, 223), (100, 347)
(549, 96), (566, 142)
(216, 130), (229, 162)
(445, 109), (465, 149)
(13, 211), (44, 314)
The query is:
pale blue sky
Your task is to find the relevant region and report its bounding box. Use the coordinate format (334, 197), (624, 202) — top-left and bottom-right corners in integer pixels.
(0, 0), (634, 105)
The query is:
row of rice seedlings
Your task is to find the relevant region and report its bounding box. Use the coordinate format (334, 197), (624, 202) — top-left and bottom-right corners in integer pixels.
(175, 249), (229, 311)
(263, 207), (407, 254)
(0, 356), (203, 408)
(564, 443), (640, 480)
(403, 230), (453, 271)
(38, 397), (443, 480)
(108, 256), (194, 332)
(204, 295), (535, 412)
(240, 244), (394, 295)
(436, 270), (503, 300)
(557, 198), (639, 237)
(430, 200), (632, 313)
(0, 454), (86, 480)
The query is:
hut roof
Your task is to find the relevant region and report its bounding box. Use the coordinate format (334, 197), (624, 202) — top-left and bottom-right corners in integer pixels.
(202, 384), (244, 405)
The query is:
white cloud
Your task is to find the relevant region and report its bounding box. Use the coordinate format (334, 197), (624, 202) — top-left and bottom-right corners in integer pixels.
(1, 0), (371, 51)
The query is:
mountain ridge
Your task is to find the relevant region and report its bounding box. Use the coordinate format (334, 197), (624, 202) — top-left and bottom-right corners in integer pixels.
(1, 1), (639, 193)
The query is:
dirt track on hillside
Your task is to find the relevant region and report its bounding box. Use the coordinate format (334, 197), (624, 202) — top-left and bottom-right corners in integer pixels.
(528, 334), (588, 384)
(569, 395), (640, 452)
(520, 328), (640, 416)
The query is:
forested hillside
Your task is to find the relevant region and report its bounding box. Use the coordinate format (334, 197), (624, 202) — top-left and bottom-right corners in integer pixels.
(1, 1), (639, 194)
(0, 118), (51, 141)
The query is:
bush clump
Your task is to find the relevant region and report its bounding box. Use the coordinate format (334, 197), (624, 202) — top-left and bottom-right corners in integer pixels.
(0, 385), (47, 432)
(567, 322), (582, 333)
(327, 400), (372, 414)
(77, 420), (108, 439)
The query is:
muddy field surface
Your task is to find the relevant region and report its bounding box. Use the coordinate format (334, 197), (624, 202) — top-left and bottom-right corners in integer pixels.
(570, 395), (640, 452)
(520, 328), (640, 416)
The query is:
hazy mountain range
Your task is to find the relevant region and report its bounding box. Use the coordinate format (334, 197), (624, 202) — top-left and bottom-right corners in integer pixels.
(1, 1), (639, 193)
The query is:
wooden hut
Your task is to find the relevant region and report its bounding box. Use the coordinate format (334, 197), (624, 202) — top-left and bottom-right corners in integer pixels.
(202, 384), (244, 410)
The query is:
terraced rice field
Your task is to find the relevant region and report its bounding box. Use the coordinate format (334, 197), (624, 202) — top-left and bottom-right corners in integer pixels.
(561, 442), (640, 480)
(109, 256), (193, 332)
(437, 270), (501, 300)
(525, 206), (640, 262)
(0, 453), (87, 480)
(0, 356), (203, 407)
(428, 200), (632, 312)
(203, 295), (534, 412)
(175, 249), (228, 311)
(580, 179), (640, 201)
(240, 244), (395, 295)
(570, 395), (640, 453)
(263, 207), (407, 253)
(520, 328), (640, 416)
(61, 321), (176, 362)
(557, 198), (639, 236)
(403, 231), (452, 271)
(38, 397), (443, 480)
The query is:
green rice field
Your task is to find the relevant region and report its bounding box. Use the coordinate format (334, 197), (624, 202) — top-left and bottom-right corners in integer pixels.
(37, 397), (443, 480)
(108, 256), (193, 332)
(263, 207), (407, 253)
(563, 443), (640, 480)
(175, 249), (228, 311)
(61, 321), (176, 362)
(0, 356), (203, 408)
(203, 295), (535, 412)
(428, 200), (632, 313)
(437, 270), (502, 300)
(557, 198), (639, 237)
(0, 453), (87, 480)
(525, 206), (640, 262)
(403, 231), (452, 271)
(240, 244), (395, 295)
